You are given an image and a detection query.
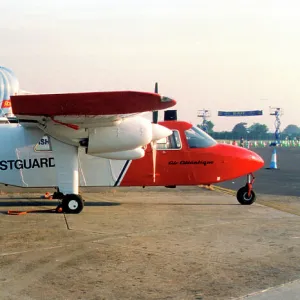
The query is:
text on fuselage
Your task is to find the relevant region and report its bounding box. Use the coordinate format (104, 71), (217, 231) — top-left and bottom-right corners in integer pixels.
(0, 158), (55, 170)
(168, 160), (214, 166)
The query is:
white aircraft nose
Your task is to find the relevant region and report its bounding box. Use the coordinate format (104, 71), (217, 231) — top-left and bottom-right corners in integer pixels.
(151, 123), (172, 141)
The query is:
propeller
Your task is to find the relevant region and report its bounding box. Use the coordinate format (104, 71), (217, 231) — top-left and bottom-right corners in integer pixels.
(153, 82), (159, 124)
(152, 82), (159, 182)
(150, 82), (172, 182)
(152, 139), (157, 183)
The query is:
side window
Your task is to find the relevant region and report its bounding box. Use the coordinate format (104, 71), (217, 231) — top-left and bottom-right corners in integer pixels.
(156, 130), (181, 150)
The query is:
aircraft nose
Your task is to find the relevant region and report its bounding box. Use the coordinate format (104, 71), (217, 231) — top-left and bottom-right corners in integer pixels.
(215, 144), (264, 179)
(248, 151), (264, 170)
(230, 145), (264, 173)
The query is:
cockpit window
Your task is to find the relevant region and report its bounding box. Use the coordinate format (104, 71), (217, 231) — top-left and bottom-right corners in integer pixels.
(156, 130), (181, 150)
(184, 126), (216, 148)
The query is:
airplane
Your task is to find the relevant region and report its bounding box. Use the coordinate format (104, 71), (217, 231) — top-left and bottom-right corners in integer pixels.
(0, 90), (177, 213)
(0, 87), (264, 214)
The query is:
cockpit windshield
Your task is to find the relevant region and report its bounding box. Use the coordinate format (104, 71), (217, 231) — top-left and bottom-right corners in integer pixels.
(184, 126), (217, 148)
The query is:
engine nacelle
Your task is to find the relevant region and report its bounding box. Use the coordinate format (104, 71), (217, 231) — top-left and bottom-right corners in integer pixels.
(93, 147), (145, 160)
(87, 116), (169, 155)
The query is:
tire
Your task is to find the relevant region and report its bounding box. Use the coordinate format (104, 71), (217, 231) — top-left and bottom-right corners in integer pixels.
(236, 186), (256, 205)
(62, 194), (84, 214)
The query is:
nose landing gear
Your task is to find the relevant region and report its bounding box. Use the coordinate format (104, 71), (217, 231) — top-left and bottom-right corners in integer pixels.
(237, 173), (256, 205)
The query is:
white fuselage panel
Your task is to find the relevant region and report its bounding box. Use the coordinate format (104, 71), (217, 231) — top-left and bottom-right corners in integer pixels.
(0, 125), (129, 188)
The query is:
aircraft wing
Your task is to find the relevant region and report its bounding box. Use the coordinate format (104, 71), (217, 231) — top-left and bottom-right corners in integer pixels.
(11, 91), (176, 129)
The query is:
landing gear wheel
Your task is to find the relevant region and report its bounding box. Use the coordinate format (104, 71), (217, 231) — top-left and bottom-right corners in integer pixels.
(62, 194), (84, 214)
(236, 186), (256, 205)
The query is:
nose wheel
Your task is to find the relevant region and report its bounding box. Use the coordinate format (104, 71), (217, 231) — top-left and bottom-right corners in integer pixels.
(237, 173), (256, 205)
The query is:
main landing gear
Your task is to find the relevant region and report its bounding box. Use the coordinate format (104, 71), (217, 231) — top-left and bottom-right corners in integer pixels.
(53, 191), (84, 214)
(48, 136), (85, 214)
(236, 173), (256, 205)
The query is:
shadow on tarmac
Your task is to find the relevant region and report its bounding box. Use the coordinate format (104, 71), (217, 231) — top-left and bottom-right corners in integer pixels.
(0, 200), (121, 214)
(0, 199), (239, 214)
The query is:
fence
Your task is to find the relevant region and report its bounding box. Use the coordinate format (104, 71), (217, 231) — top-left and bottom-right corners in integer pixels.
(217, 140), (300, 148)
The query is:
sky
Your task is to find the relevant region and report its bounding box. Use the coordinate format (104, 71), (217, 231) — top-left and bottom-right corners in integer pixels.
(1, 0), (300, 132)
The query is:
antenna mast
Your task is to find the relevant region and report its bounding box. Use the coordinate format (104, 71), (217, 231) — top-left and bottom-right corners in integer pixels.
(197, 109), (211, 132)
(269, 107), (284, 146)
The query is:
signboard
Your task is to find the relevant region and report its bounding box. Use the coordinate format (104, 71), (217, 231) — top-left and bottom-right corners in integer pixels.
(218, 110), (263, 117)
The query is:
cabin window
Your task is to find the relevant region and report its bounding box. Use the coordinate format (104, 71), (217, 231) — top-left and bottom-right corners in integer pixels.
(184, 126), (216, 148)
(156, 130), (182, 150)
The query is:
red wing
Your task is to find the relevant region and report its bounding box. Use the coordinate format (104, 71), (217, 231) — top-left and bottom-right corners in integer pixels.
(11, 91), (176, 116)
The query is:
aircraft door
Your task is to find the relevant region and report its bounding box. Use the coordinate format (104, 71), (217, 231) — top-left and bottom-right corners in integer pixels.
(155, 130), (193, 185)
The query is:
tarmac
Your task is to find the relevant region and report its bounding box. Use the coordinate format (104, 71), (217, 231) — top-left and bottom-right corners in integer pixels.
(1, 184), (300, 300)
(218, 146), (300, 197)
(238, 279), (300, 300)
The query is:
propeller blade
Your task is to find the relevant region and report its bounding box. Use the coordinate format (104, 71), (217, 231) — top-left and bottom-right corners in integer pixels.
(152, 140), (157, 182)
(153, 111), (158, 124)
(151, 81), (162, 181)
(152, 82), (159, 123)
(150, 123), (172, 183)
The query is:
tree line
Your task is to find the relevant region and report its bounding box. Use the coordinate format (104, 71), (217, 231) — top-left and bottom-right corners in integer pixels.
(198, 122), (300, 140)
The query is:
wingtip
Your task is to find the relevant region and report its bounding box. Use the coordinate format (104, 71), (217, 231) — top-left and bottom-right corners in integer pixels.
(161, 96), (176, 106)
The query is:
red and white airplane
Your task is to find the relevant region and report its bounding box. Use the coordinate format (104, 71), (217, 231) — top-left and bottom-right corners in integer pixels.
(0, 86), (264, 214)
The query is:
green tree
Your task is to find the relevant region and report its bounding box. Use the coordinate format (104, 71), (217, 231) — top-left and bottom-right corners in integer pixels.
(211, 131), (233, 140)
(232, 122), (248, 139)
(283, 124), (300, 135)
(197, 121), (215, 134)
(248, 123), (269, 139)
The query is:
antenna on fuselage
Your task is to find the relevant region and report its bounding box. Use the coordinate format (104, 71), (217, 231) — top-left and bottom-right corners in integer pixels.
(164, 110), (177, 121)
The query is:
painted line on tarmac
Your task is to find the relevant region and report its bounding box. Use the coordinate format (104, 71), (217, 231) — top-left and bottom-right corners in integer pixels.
(213, 185), (236, 195)
(0, 245), (66, 257)
(256, 201), (300, 217)
(201, 185), (300, 217)
(233, 278), (300, 299)
(198, 185), (236, 196)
